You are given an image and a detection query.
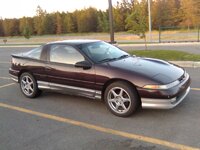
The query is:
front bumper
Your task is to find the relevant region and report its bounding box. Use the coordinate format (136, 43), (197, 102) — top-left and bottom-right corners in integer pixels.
(139, 71), (191, 109)
(141, 86), (190, 109)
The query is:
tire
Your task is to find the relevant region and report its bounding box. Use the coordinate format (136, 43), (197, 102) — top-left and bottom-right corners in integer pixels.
(19, 72), (41, 98)
(104, 81), (140, 117)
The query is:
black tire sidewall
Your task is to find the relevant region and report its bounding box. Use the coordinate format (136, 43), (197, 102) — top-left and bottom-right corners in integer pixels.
(104, 81), (139, 117)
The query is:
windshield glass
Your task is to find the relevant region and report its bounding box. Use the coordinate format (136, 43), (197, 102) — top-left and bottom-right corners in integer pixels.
(78, 41), (129, 63)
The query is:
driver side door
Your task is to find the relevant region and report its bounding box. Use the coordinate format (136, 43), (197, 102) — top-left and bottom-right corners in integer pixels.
(45, 44), (97, 98)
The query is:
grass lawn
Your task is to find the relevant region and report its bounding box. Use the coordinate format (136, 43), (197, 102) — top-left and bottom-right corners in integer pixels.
(129, 50), (200, 61)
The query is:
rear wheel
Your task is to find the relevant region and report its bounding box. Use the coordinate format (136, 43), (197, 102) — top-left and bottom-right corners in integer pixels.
(20, 72), (40, 98)
(104, 81), (139, 117)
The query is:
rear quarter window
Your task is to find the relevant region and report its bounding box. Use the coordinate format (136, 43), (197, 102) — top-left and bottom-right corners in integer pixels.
(23, 46), (43, 60)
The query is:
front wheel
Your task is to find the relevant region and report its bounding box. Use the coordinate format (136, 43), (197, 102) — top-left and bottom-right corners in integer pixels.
(20, 72), (40, 98)
(104, 81), (140, 117)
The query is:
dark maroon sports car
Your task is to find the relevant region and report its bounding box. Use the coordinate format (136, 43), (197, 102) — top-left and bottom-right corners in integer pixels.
(9, 40), (191, 117)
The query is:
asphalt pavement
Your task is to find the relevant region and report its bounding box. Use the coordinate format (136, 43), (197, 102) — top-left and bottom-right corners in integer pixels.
(0, 47), (200, 150)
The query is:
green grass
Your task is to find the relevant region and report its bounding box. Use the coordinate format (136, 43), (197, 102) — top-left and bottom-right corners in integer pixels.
(129, 50), (200, 61)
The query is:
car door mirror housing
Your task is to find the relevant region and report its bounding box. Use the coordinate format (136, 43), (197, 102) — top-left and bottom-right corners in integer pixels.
(75, 60), (92, 69)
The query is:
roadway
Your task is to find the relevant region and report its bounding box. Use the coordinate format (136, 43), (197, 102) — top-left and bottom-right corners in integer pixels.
(0, 47), (200, 150)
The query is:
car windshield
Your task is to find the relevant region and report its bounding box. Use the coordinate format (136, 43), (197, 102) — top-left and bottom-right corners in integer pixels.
(78, 41), (129, 63)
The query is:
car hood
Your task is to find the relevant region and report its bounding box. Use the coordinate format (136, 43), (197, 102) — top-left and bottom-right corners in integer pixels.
(107, 56), (184, 84)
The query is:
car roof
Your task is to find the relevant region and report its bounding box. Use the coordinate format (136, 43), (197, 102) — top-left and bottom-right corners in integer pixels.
(48, 39), (101, 45)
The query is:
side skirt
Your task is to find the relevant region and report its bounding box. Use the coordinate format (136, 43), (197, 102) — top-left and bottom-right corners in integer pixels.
(37, 81), (102, 100)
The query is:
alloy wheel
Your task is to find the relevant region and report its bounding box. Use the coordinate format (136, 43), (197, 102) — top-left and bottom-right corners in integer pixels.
(21, 75), (34, 96)
(107, 87), (132, 114)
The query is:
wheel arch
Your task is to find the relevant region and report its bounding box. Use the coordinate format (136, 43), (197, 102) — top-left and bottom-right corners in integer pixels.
(18, 69), (34, 82)
(102, 78), (141, 104)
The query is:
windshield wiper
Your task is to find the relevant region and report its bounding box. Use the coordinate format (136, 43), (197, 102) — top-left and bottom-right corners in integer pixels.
(98, 55), (129, 63)
(117, 54), (129, 59)
(98, 57), (117, 63)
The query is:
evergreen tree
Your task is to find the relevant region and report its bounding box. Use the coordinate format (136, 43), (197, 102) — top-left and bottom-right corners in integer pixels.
(19, 17), (27, 35)
(3, 19), (19, 36)
(34, 5), (46, 35)
(113, 2), (126, 31)
(63, 13), (76, 33)
(0, 18), (4, 36)
(55, 12), (62, 34)
(97, 11), (109, 32)
(77, 7), (98, 32)
(23, 25), (31, 39)
(43, 14), (56, 34)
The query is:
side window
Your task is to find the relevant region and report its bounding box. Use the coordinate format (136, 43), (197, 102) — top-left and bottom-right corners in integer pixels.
(50, 45), (85, 65)
(24, 46), (43, 60)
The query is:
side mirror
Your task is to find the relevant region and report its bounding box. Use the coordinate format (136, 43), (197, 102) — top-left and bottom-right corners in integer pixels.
(75, 60), (92, 70)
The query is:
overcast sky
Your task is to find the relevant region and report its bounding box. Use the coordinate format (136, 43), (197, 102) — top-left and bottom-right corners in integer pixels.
(0, 0), (121, 19)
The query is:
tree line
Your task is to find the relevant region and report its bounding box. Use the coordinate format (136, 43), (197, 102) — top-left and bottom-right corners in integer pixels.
(0, 0), (200, 38)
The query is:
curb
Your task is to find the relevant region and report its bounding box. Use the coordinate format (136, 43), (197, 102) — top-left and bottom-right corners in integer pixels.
(169, 61), (200, 68)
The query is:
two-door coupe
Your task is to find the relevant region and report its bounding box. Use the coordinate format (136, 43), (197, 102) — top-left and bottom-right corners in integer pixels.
(9, 40), (191, 117)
